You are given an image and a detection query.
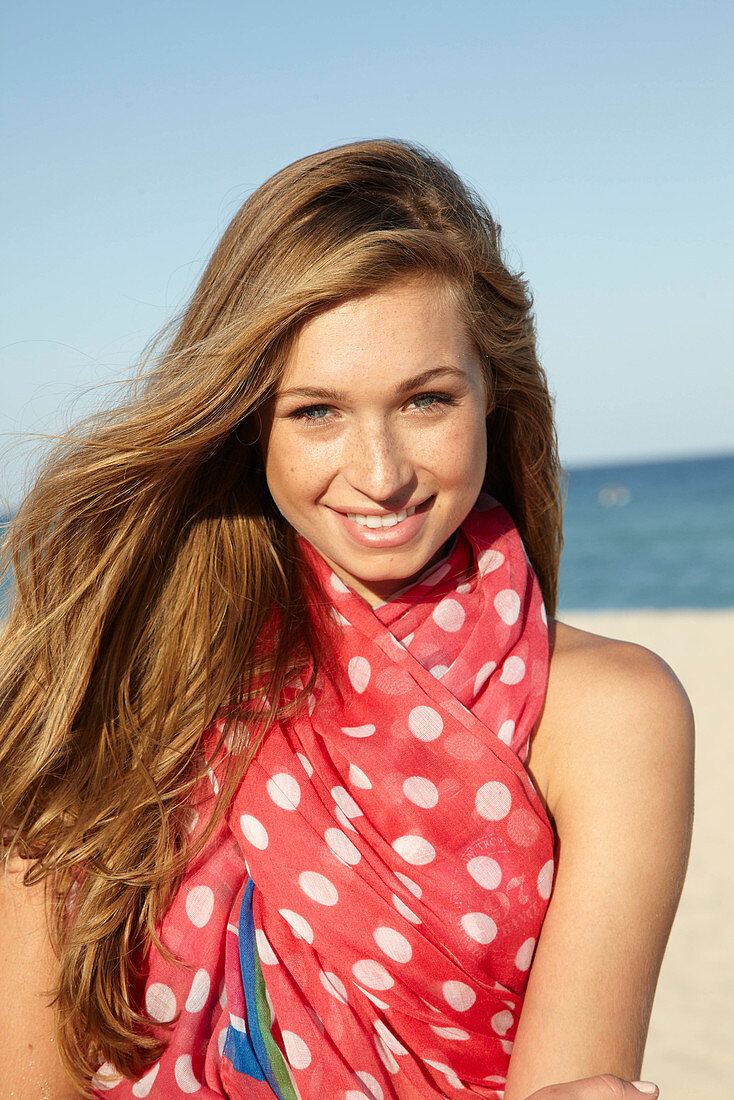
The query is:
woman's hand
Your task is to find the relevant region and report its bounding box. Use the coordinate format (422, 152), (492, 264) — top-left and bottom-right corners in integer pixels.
(526, 1077), (659, 1099)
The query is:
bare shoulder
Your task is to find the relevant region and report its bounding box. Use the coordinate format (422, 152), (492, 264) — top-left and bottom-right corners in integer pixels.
(0, 859), (86, 1098)
(547, 619), (694, 726)
(528, 619), (695, 818)
(505, 622), (695, 1096)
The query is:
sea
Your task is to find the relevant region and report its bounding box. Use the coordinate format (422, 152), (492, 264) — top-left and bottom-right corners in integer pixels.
(1, 453), (733, 614)
(557, 452), (734, 610)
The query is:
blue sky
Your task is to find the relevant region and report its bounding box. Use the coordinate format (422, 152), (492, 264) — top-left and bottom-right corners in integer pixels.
(2, 0), (732, 505)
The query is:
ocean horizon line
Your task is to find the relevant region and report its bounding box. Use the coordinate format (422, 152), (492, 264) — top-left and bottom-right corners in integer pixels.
(561, 447), (734, 474)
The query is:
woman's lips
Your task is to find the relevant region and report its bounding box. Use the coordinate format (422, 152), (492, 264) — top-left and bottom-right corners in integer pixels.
(330, 497), (433, 547)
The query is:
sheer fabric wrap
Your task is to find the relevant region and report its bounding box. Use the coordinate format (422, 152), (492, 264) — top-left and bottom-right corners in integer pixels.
(93, 496), (555, 1100)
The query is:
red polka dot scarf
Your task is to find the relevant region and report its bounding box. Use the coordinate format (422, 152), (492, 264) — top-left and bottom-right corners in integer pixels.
(94, 496), (555, 1099)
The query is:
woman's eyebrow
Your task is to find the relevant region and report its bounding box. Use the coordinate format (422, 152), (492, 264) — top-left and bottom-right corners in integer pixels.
(277, 366), (467, 403)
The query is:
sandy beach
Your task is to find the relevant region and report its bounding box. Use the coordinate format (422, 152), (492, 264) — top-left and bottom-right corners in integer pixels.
(562, 610), (733, 1100)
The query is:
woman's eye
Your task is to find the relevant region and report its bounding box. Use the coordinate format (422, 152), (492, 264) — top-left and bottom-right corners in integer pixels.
(291, 404), (333, 422)
(410, 392), (455, 412)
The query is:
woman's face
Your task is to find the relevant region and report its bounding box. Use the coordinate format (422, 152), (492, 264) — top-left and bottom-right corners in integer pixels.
(261, 275), (489, 606)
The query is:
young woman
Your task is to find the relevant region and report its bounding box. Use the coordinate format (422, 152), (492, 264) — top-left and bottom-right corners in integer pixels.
(0, 140), (693, 1100)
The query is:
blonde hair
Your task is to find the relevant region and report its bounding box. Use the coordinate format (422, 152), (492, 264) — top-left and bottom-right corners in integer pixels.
(0, 138), (563, 1090)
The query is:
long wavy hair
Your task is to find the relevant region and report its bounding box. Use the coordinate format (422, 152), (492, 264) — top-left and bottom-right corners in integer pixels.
(0, 138), (563, 1091)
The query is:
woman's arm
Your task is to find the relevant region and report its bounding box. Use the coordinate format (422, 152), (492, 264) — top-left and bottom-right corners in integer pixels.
(0, 857), (86, 1099)
(504, 622), (694, 1100)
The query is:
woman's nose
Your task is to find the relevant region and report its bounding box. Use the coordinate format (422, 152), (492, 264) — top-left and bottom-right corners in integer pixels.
(343, 423), (414, 503)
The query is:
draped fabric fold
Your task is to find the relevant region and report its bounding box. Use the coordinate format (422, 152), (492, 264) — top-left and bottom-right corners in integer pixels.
(94, 496), (555, 1100)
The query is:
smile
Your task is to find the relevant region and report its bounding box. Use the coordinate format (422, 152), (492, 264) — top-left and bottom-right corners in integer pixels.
(346, 506), (417, 528)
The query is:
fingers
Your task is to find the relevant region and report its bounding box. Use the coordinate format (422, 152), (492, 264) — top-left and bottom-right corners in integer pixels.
(524, 1074), (660, 1100)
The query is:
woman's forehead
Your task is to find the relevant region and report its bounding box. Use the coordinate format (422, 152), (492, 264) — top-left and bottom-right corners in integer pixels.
(278, 277), (476, 390)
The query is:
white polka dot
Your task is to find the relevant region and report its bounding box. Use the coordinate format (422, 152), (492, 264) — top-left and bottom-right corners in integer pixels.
(515, 937), (536, 971)
(296, 752), (314, 777)
(348, 762), (372, 789)
(478, 548), (504, 574)
(392, 835), (435, 865)
(355, 1071), (384, 1100)
(307, 693), (316, 715)
(182, 807), (199, 834)
(402, 632), (415, 647)
(501, 1038), (514, 1055)
(93, 1063), (122, 1091)
(541, 602), (548, 625)
(348, 656), (372, 693)
(208, 766), (219, 796)
(402, 776), (439, 808)
(442, 980), (477, 1011)
(217, 1028), (227, 1057)
(266, 772), (301, 810)
(456, 582), (471, 594)
(282, 1030), (312, 1069)
(330, 572), (350, 593)
(498, 719), (515, 745)
(185, 969), (211, 1013)
(352, 959), (395, 990)
(424, 560), (452, 586)
(346, 1092), (370, 1100)
(461, 912), (498, 944)
(299, 870), (339, 906)
(467, 856), (502, 890)
(185, 884), (214, 928)
(374, 926), (413, 963)
(473, 661), (496, 693)
(430, 1025), (470, 1040)
(319, 970), (348, 1003)
(391, 894), (421, 923)
(132, 1063), (159, 1097)
(332, 786), (363, 818)
(374, 1036), (399, 1074)
(432, 597), (465, 632)
(255, 928), (278, 965)
(240, 814), (269, 850)
(395, 871), (423, 897)
(475, 781), (512, 820)
(430, 664), (449, 678)
(335, 806), (358, 831)
(224, 721), (244, 753)
(408, 705), (443, 741)
(356, 985), (390, 1010)
(374, 1019), (408, 1055)
(491, 1010), (514, 1036)
(424, 1059), (463, 1089)
(229, 1013), (246, 1032)
(174, 1054), (200, 1093)
(219, 979), (227, 1008)
(279, 909), (314, 943)
(332, 608), (350, 626)
(500, 656), (526, 684)
(341, 724), (376, 738)
(494, 589), (521, 625)
(325, 828), (361, 866)
(145, 983), (176, 1023)
(537, 859), (554, 899)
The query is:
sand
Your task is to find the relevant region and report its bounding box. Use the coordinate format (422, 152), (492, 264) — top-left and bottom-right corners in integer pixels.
(561, 610), (734, 1100)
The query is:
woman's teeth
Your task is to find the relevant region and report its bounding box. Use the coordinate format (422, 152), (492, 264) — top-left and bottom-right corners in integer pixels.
(347, 506), (416, 528)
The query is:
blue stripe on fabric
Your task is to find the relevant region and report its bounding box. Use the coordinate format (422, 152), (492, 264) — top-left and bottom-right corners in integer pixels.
(237, 877), (285, 1098)
(221, 879), (269, 1084)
